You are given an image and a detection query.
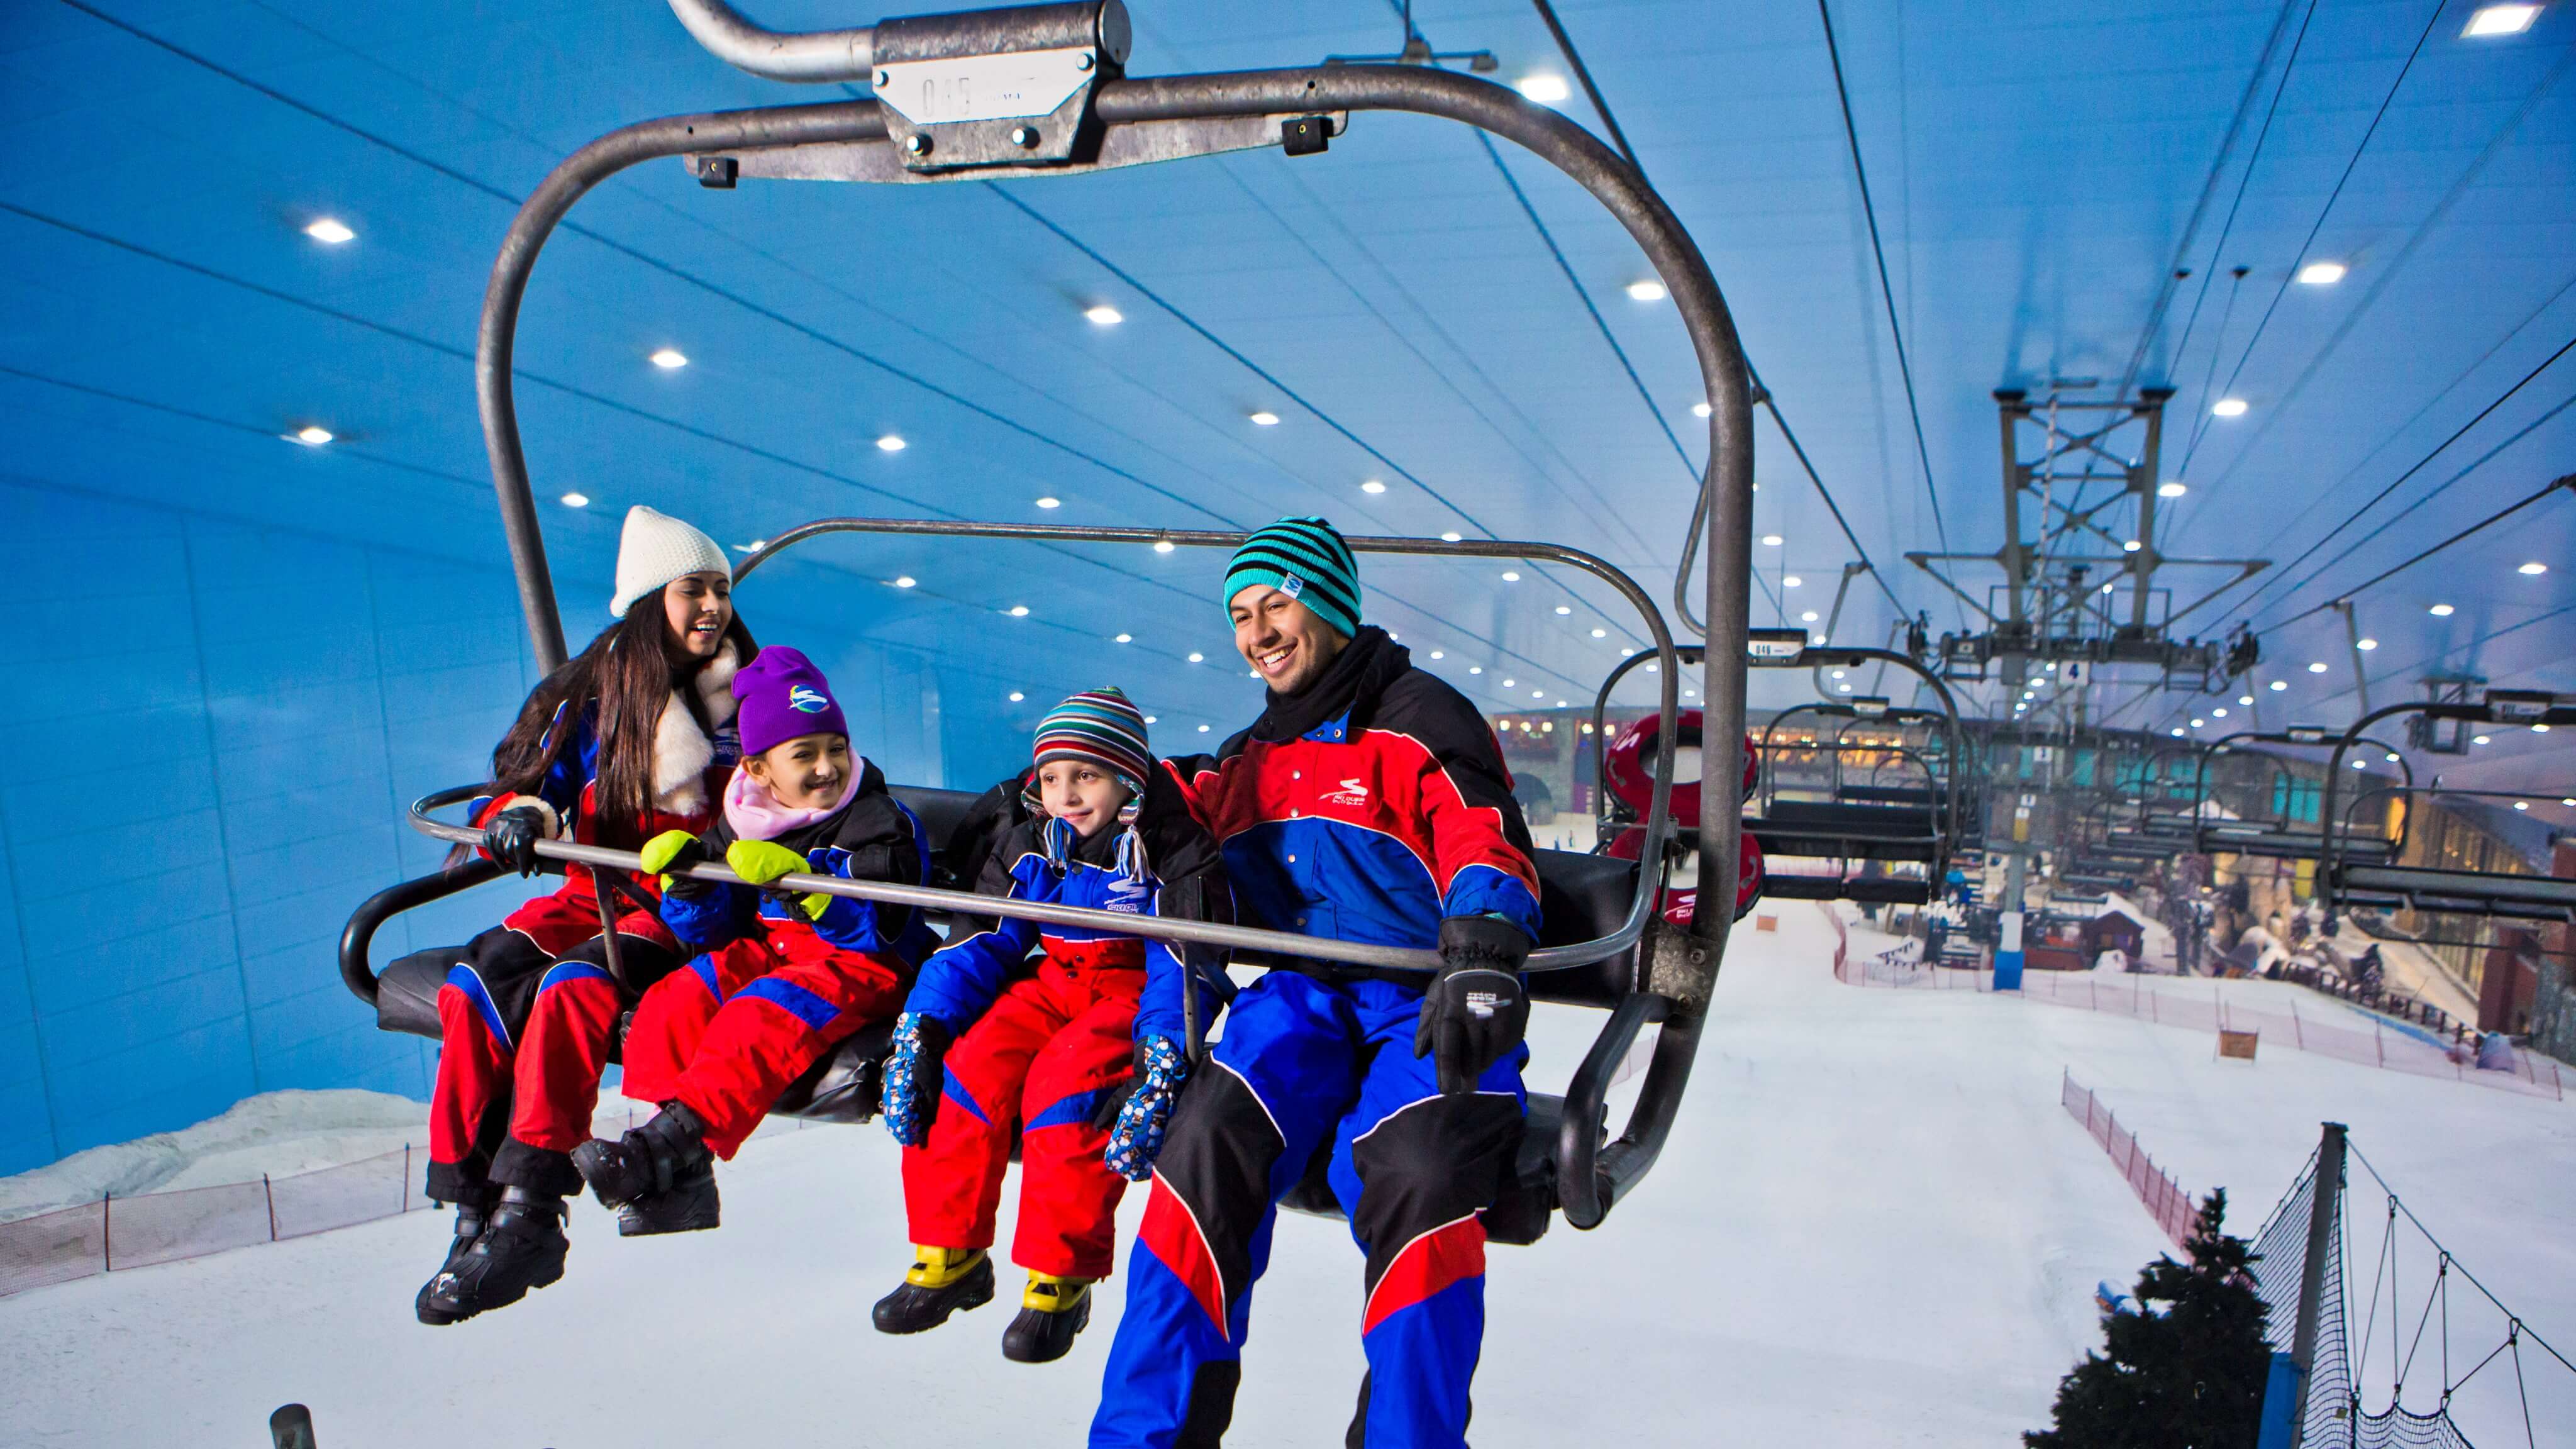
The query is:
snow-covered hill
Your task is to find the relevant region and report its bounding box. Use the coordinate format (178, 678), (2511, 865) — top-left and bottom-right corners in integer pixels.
(3, 908), (2568, 1446)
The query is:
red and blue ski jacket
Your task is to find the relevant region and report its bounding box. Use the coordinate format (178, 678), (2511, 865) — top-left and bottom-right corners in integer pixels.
(904, 767), (1231, 1048)
(1163, 626), (1540, 958)
(657, 758), (938, 965)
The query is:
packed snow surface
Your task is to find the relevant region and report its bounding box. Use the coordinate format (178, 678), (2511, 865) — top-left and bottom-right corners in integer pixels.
(4, 908), (2570, 1446)
(0, 1090), (431, 1223)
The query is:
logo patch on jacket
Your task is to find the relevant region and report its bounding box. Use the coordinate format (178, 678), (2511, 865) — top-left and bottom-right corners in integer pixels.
(1105, 876), (1148, 913)
(1323, 777), (1370, 808)
(789, 685), (833, 714)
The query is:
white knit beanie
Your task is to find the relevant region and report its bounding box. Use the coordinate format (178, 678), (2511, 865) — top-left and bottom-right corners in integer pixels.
(611, 505), (731, 617)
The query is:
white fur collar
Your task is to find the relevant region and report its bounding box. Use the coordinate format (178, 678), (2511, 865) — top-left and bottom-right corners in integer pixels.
(653, 641), (743, 816)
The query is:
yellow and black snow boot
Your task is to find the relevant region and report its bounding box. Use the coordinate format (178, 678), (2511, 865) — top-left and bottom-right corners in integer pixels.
(1001, 1271), (1095, 1363)
(871, 1246), (995, 1334)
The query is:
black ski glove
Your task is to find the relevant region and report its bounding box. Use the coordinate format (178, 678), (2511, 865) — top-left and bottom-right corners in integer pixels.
(1415, 915), (1533, 1096)
(482, 804), (551, 877)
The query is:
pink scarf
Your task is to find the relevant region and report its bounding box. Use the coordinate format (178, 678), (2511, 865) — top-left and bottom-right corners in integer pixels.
(722, 765), (851, 842)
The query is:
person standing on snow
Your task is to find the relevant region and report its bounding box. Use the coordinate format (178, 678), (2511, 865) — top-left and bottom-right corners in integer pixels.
(873, 689), (1231, 1365)
(567, 646), (935, 1237)
(417, 505), (752, 1324)
(1091, 516), (1541, 1449)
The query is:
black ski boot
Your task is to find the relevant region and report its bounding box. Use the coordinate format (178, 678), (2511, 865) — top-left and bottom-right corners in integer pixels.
(412, 1192), (494, 1326)
(415, 1187), (567, 1324)
(572, 1103), (719, 1236)
(871, 1246), (995, 1334)
(1001, 1273), (1095, 1363)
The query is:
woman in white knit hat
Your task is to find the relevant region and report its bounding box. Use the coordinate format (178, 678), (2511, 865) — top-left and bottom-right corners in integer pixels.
(414, 506), (758, 1326)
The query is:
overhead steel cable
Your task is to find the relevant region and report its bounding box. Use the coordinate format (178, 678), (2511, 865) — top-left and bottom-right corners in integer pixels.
(1815, 0), (1955, 571)
(2155, 0), (2321, 428)
(2264, 465), (2576, 631)
(1526, 0), (1909, 627)
(2206, 330), (2576, 626)
(2112, 0), (2306, 405)
(2171, 0), (2447, 487)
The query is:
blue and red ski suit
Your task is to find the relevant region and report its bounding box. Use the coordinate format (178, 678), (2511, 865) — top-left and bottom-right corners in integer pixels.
(1092, 627), (1540, 1449)
(902, 770), (1228, 1279)
(427, 664), (736, 1203)
(630, 758), (935, 1157)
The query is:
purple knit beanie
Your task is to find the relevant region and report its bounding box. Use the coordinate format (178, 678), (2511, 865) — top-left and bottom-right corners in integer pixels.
(733, 646), (850, 758)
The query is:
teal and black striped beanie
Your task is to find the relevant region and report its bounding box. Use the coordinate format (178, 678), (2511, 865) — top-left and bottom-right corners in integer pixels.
(1032, 687), (1152, 794)
(1223, 516), (1361, 638)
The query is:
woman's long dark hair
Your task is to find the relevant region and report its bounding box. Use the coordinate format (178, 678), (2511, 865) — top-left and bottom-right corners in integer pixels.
(489, 592), (756, 833)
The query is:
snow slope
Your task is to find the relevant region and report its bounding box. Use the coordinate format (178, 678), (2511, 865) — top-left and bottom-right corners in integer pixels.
(3, 909), (2568, 1448)
(0, 1091), (431, 1223)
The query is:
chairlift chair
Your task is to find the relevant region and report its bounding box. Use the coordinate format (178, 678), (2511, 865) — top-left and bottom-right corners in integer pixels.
(340, 0), (1761, 1239)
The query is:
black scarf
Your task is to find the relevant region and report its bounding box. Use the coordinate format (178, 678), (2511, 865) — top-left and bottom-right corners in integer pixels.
(1249, 626), (1411, 744)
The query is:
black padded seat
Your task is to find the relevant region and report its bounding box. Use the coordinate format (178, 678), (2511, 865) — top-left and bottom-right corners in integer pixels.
(1748, 801), (1942, 861)
(2334, 864), (2576, 922)
(1759, 873), (1929, 904)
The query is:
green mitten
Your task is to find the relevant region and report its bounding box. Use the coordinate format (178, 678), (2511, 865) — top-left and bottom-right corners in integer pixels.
(638, 830), (701, 876)
(726, 838), (809, 887)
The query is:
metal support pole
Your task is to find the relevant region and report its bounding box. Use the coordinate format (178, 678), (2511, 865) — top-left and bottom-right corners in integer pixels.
(2129, 391), (2170, 631)
(2283, 1121), (2347, 1449)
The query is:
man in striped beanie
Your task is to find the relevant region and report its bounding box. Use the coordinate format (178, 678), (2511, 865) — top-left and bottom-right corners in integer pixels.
(1094, 518), (1543, 1449)
(876, 687), (1232, 1367)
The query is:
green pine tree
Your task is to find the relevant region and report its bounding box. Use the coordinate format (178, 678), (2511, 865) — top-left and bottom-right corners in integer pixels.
(2025, 1189), (2273, 1449)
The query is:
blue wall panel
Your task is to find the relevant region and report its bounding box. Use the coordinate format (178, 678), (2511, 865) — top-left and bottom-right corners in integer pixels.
(0, 477), (970, 1170)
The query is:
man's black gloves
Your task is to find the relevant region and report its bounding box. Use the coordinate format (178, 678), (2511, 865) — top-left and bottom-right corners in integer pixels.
(1416, 915), (1533, 1096)
(482, 804), (551, 877)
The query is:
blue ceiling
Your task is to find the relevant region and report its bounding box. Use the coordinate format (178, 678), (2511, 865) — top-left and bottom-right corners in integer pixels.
(4, 0), (2572, 779)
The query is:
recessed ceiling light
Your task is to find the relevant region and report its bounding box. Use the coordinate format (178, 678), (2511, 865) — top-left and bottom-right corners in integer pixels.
(737, 540), (767, 553)
(2473, 734), (2492, 746)
(1008, 605), (1030, 617)
(1187, 652), (1204, 663)
(2123, 540), (2143, 553)
(1145, 715), (1157, 724)
(2518, 561), (2548, 575)
(1153, 538), (1175, 553)
(1441, 531), (1463, 542)
(1692, 402), (1713, 418)
(2239, 695), (2254, 706)
(1469, 666), (1484, 675)
(1554, 605), (1572, 615)
(1782, 575), (1802, 588)
(2270, 680), (2287, 691)
(2463, 4), (2541, 37)
(1114, 633), (1133, 643)
(2515, 801), (2530, 811)
(1035, 496), (1061, 509)
(1516, 73), (1571, 103)
(1198, 724), (1211, 733)
(1008, 691), (1025, 702)
(1531, 689), (1545, 699)
(2429, 602), (2455, 616)
(1830, 670), (1845, 680)
(2534, 723), (2551, 734)
(1761, 534), (1784, 547)
(2357, 637), (2378, 650)
(2212, 708), (2228, 718)
(304, 218), (355, 245)
(1591, 628), (1607, 638)
(876, 435), (906, 452)
(1084, 304), (1124, 326)
(2172, 727), (2186, 737)
(650, 348), (688, 369)
(292, 425), (334, 446)
(1430, 650), (1445, 659)
(1501, 570), (1521, 582)
(1800, 611), (1819, 623)
(2211, 397), (2249, 418)
(1360, 479), (1386, 494)
(1624, 280), (1667, 303)
(2389, 753), (2404, 764)
(2351, 758), (2368, 770)
(1502, 678), (1517, 687)
(2295, 261), (2348, 286)
(2307, 661), (2328, 673)
(894, 575), (916, 588)
(1248, 410), (1280, 426)
(2191, 719), (2206, 728)
(2158, 480), (2188, 497)
(559, 491), (588, 508)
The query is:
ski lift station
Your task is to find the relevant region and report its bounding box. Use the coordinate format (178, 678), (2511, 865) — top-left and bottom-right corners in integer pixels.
(4, 2), (2576, 1445)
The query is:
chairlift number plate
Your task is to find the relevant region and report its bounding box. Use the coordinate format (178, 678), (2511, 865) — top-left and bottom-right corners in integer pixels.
(877, 49), (1094, 126)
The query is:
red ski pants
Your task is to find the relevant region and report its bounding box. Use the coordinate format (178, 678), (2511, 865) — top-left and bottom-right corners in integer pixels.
(902, 960), (1142, 1279)
(428, 890), (680, 1200)
(621, 926), (906, 1158)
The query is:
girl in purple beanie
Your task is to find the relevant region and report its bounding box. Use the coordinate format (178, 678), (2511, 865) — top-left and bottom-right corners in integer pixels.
(565, 647), (937, 1240)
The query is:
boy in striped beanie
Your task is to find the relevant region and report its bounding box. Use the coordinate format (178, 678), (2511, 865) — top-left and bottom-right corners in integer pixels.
(876, 687), (1233, 1366)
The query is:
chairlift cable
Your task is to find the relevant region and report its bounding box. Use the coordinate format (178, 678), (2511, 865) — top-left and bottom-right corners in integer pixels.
(2168, 0), (2447, 491)
(1524, 0), (1909, 626)
(1816, 0), (1957, 579)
